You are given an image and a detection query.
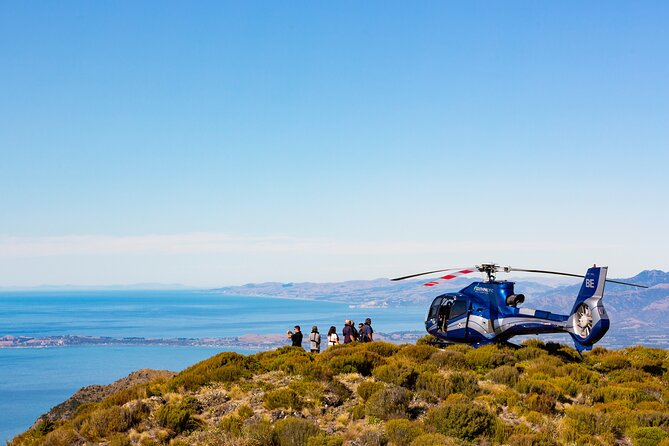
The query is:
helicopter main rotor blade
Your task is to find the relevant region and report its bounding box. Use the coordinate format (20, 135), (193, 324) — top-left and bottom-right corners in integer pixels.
(391, 267), (474, 281)
(602, 279), (648, 288)
(506, 267), (585, 279)
(506, 267), (648, 289)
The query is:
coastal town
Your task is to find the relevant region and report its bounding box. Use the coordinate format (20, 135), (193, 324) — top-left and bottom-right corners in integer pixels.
(0, 331), (423, 350)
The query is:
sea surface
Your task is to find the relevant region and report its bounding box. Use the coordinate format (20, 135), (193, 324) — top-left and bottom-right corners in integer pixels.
(0, 290), (427, 442)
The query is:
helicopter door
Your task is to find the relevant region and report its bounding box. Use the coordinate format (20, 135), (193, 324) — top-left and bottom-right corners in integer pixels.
(433, 298), (469, 333)
(449, 299), (470, 341)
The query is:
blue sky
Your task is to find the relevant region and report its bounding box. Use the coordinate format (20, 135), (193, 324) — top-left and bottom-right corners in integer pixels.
(1, 1), (667, 286)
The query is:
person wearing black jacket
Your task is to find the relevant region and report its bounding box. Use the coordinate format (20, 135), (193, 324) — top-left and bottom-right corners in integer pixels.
(287, 325), (303, 349)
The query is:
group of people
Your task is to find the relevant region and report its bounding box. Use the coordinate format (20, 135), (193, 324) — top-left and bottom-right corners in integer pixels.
(286, 318), (374, 353)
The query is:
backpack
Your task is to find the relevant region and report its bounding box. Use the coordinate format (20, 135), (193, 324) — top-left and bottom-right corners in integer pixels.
(360, 325), (369, 342)
(351, 326), (359, 341)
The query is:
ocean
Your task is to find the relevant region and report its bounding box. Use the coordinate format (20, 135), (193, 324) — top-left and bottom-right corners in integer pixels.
(0, 290), (427, 442)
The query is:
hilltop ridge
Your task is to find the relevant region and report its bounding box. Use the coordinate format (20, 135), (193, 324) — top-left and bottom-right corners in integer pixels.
(11, 339), (669, 446)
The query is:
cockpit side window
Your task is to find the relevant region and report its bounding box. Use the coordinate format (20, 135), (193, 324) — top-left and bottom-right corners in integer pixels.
(449, 300), (468, 320)
(428, 298), (443, 320)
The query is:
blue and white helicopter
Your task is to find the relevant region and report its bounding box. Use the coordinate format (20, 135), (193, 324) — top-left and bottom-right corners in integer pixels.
(392, 263), (647, 352)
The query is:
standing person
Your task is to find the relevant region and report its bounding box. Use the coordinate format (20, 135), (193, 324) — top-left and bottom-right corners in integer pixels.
(327, 326), (340, 348)
(287, 325), (303, 349)
(360, 318), (374, 342)
(343, 320), (353, 344)
(309, 326), (321, 353)
(350, 320), (359, 342)
(358, 323), (365, 341)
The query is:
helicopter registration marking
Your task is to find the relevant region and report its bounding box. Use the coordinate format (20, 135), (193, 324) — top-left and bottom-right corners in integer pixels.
(474, 286), (493, 294)
(585, 279), (595, 288)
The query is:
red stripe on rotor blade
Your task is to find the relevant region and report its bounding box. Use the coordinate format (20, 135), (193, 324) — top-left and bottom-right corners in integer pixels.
(460, 269), (475, 274)
(441, 274), (456, 280)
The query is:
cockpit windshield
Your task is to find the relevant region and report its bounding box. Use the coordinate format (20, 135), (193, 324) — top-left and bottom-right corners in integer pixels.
(428, 297), (468, 332)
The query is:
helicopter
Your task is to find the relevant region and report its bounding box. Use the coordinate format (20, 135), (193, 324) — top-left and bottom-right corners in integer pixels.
(392, 263), (647, 352)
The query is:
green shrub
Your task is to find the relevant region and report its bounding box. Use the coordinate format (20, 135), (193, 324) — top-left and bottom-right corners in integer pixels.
(409, 433), (458, 446)
(507, 433), (559, 446)
(631, 426), (668, 446)
(416, 371), (479, 399)
(349, 404), (366, 420)
(42, 428), (84, 446)
(306, 434), (344, 446)
(397, 344), (438, 362)
(515, 376), (558, 397)
(238, 404), (254, 419)
(590, 384), (658, 404)
(514, 346), (546, 361)
(356, 427), (387, 446)
(424, 401), (497, 441)
(167, 351), (256, 391)
(636, 410), (669, 428)
(324, 379), (351, 406)
(428, 349), (466, 370)
(35, 420), (55, 436)
(363, 341), (401, 357)
(80, 406), (133, 439)
(326, 350), (385, 376)
(273, 417), (321, 446)
(589, 352), (631, 373)
(626, 346), (667, 376)
(264, 349), (315, 375)
(365, 385), (413, 420)
(416, 372), (451, 400)
(520, 339), (546, 349)
(357, 381), (386, 401)
(551, 376), (581, 398)
(486, 365), (519, 386)
(562, 363), (600, 384)
(219, 414), (243, 437)
(524, 392), (556, 414)
(264, 388), (303, 411)
(108, 434), (132, 446)
(464, 345), (515, 370)
(608, 368), (650, 384)
(243, 417), (274, 446)
(416, 335), (438, 345)
(385, 419), (423, 446)
(523, 355), (565, 375)
(289, 380), (324, 408)
(156, 400), (201, 434)
(373, 362), (419, 389)
(563, 405), (613, 436)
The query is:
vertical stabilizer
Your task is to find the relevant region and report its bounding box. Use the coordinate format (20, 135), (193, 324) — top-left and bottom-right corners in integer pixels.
(567, 267), (610, 352)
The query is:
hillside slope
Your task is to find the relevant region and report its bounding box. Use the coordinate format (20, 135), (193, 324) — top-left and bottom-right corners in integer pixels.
(11, 340), (669, 446)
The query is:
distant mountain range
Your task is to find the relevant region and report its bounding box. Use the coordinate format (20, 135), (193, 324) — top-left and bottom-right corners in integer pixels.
(0, 283), (194, 291)
(214, 269), (669, 348)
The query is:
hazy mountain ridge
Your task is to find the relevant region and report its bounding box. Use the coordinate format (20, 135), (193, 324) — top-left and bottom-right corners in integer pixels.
(213, 277), (555, 307)
(213, 270), (668, 311)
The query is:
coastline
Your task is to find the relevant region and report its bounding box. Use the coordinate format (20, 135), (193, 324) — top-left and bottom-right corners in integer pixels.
(0, 331), (423, 350)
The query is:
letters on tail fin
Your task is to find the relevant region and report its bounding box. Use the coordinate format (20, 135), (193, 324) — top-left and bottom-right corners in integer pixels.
(567, 266), (610, 353)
